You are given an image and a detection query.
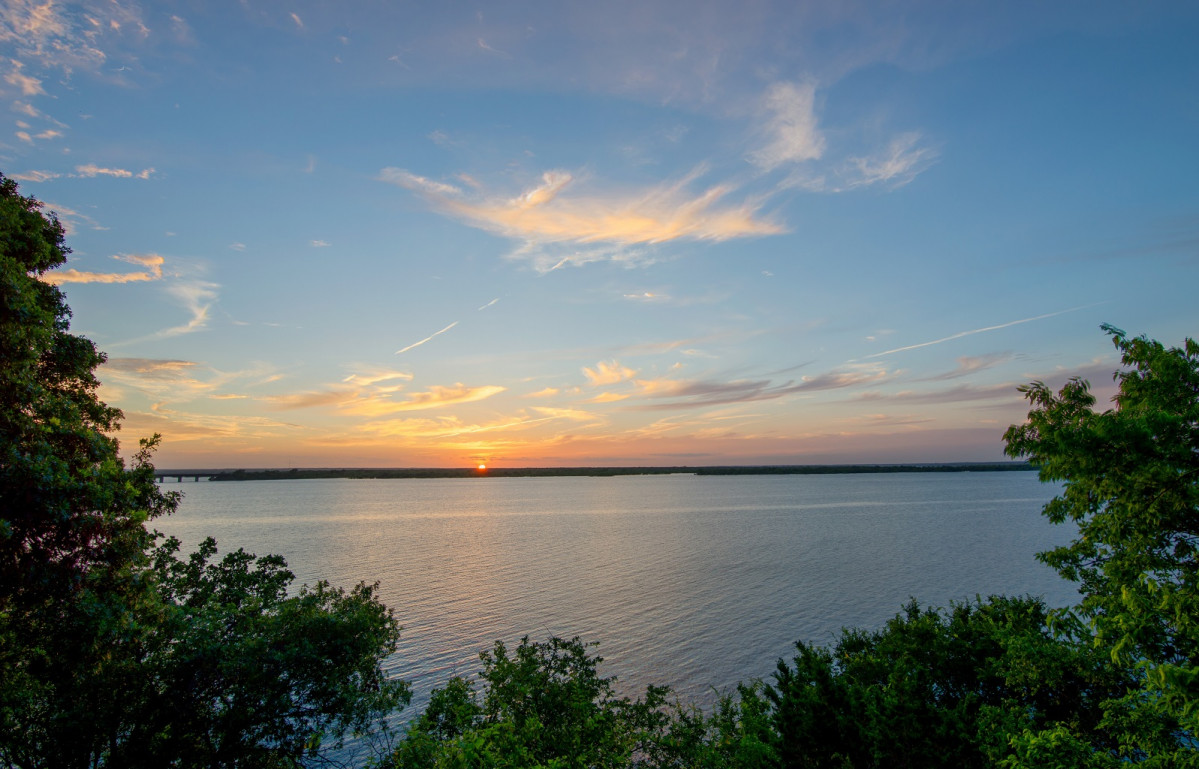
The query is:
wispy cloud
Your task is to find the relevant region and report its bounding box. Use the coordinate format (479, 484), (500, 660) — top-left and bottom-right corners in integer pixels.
(855, 383), (1019, 404)
(632, 364), (890, 409)
(380, 165), (784, 271)
(750, 80), (825, 171)
(310, 239), (330, 247)
(6, 69), (43, 96)
(41, 202), (104, 233)
(842, 133), (937, 189)
(100, 357), (278, 402)
(356, 413), (555, 441)
(524, 387), (560, 398)
(342, 383), (507, 415)
(41, 253), (164, 285)
(73, 163), (155, 179)
(588, 391), (630, 403)
(342, 368), (414, 387)
(477, 37), (510, 57)
(623, 290), (670, 302)
(919, 353), (1012, 382)
(478, 297), (499, 310)
(10, 169), (61, 182)
(862, 308), (1091, 359)
(378, 168), (462, 197)
(155, 279), (219, 339)
(269, 389), (359, 410)
(396, 321), (458, 355)
(112, 277), (220, 346)
(289, 12), (304, 29)
(583, 360), (637, 386)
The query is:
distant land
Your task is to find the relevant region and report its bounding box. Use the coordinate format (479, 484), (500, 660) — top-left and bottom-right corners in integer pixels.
(152, 463), (1034, 482)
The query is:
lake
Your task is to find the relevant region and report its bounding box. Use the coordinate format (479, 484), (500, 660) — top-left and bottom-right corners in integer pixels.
(155, 471), (1077, 717)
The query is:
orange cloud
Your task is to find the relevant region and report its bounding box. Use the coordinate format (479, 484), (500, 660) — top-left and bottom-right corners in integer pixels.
(583, 360), (636, 386)
(41, 253), (164, 285)
(342, 384), (507, 415)
(380, 166), (784, 269)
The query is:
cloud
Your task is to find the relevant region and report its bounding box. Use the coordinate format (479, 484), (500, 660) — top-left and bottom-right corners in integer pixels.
(396, 321), (458, 355)
(862, 307), (1092, 359)
(1, 0), (152, 79)
(356, 413), (555, 441)
(99, 357), (279, 403)
(156, 279), (219, 339)
(269, 389), (359, 410)
(342, 383), (507, 415)
(919, 353), (1012, 381)
(749, 80), (825, 171)
(41, 253), (164, 285)
(631, 364), (890, 409)
(623, 290), (669, 302)
(290, 12), (303, 29)
(843, 133), (937, 189)
(584, 360), (637, 386)
(530, 406), (604, 423)
(477, 37), (510, 57)
(378, 168), (463, 197)
(342, 368), (414, 387)
(11, 169), (60, 182)
(5, 64), (43, 96)
(39, 202), (104, 233)
(588, 391), (630, 403)
(310, 239), (330, 247)
(380, 165), (784, 270)
(524, 387), (560, 398)
(74, 163), (154, 179)
(855, 383), (1019, 404)
(230, 243), (246, 251)
(103, 358), (196, 377)
(478, 297), (499, 310)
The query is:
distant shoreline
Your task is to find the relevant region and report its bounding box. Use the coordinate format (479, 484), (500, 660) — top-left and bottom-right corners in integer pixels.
(153, 463), (1035, 482)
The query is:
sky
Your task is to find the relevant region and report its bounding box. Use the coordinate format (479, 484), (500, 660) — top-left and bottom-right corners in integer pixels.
(4, 1), (1198, 468)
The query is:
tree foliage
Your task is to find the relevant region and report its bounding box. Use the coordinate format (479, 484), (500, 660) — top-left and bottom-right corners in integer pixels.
(767, 595), (1124, 769)
(1005, 325), (1199, 765)
(0, 173), (408, 767)
(388, 636), (672, 769)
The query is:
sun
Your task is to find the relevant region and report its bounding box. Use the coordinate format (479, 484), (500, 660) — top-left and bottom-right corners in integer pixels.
(477, 463), (487, 471)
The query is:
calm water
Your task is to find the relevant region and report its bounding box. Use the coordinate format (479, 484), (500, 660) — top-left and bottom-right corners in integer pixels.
(155, 472), (1076, 714)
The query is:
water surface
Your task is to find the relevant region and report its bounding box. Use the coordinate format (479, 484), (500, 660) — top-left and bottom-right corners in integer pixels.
(156, 472), (1075, 711)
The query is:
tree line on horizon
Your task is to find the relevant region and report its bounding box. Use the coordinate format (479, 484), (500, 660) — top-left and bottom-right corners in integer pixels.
(2, 171), (1197, 767)
(181, 462), (1032, 482)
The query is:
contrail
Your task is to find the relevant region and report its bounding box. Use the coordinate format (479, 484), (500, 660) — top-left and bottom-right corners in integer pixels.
(396, 321), (458, 355)
(862, 305), (1095, 359)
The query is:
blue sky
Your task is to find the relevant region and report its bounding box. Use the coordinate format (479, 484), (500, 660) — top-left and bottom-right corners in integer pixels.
(6, 1), (1198, 467)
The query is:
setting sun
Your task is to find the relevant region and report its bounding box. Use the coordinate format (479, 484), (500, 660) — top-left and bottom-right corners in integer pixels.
(477, 464), (487, 471)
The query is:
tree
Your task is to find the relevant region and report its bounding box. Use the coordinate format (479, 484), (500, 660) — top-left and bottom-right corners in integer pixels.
(766, 596), (1124, 769)
(388, 636), (671, 769)
(0, 173), (408, 767)
(1005, 325), (1199, 765)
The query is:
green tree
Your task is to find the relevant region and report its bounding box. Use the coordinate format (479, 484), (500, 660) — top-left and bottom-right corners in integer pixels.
(389, 636), (671, 769)
(766, 596), (1124, 769)
(0, 173), (408, 767)
(1005, 325), (1199, 765)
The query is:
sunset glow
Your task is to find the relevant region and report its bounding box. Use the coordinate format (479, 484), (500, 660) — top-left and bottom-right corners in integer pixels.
(7, 2), (1196, 468)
